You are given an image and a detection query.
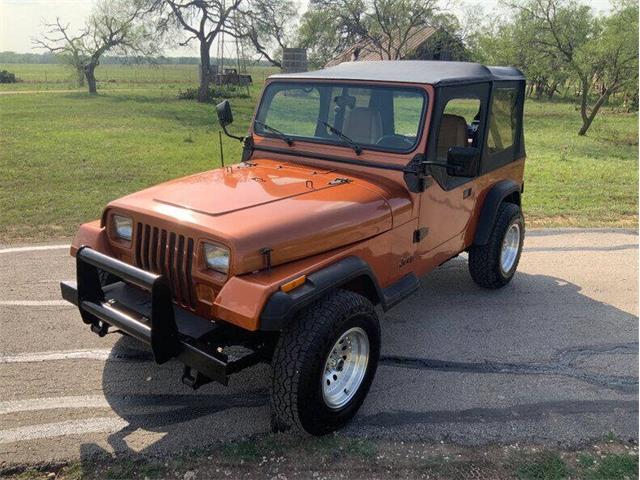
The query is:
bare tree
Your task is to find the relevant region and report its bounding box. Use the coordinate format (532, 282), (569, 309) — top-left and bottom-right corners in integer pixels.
(33, 19), (86, 87)
(150, 0), (296, 100)
(34, 0), (159, 94)
(153, 0), (242, 102)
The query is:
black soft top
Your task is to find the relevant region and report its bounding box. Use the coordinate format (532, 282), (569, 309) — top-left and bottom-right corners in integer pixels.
(271, 60), (525, 86)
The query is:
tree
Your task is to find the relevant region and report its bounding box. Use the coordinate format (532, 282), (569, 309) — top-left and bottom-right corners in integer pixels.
(34, 0), (159, 94)
(236, 0), (297, 68)
(576, 2), (638, 132)
(475, 11), (570, 100)
(152, 0), (242, 102)
(298, 0), (443, 66)
(505, 0), (638, 135)
(298, 9), (344, 68)
(150, 0), (298, 100)
(34, 19), (86, 87)
(298, 0), (365, 67)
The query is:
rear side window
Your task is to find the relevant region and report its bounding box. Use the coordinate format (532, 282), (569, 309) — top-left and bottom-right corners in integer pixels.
(487, 88), (517, 154)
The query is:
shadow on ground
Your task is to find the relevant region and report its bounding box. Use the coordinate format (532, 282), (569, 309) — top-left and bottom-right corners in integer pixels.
(78, 264), (639, 464)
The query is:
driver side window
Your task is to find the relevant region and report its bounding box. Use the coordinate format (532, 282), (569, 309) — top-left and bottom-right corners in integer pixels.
(435, 97), (481, 162)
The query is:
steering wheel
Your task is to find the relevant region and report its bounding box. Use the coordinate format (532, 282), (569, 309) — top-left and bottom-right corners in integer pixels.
(375, 134), (414, 149)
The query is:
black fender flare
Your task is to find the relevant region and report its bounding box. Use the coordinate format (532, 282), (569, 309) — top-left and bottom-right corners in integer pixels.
(259, 257), (390, 332)
(473, 179), (522, 246)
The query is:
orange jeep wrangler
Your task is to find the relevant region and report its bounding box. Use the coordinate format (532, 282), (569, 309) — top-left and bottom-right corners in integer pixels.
(61, 61), (526, 435)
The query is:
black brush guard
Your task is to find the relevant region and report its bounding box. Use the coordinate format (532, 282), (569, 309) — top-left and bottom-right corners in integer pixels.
(60, 246), (263, 388)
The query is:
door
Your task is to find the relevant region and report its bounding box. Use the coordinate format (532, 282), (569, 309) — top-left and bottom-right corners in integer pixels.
(417, 83), (490, 256)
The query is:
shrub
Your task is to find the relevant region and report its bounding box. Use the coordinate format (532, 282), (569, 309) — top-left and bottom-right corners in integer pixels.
(177, 85), (249, 101)
(0, 70), (17, 83)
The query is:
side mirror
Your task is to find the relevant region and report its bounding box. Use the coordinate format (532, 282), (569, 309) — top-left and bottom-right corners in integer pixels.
(216, 100), (244, 142)
(216, 100), (234, 127)
(447, 146), (480, 177)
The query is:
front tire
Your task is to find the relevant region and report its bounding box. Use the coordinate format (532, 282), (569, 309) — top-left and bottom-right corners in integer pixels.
(468, 202), (524, 289)
(270, 290), (380, 435)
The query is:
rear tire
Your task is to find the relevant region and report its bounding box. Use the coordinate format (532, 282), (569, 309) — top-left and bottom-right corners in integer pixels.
(469, 202), (524, 289)
(270, 289), (380, 435)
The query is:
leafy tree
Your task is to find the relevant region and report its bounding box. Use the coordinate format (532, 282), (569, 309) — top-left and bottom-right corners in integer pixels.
(576, 2), (638, 130)
(475, 8), (571, 100)
(298, 0), (446, 67)
(34, 0), (160, 94)
(236, 0), (297, 68)
(504, 0), (638, 135)
(297, 8), (350, 68)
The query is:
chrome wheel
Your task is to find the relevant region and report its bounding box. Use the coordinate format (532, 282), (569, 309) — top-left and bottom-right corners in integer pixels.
(500, 222), (521, 274)
(322, 327), (369, 410)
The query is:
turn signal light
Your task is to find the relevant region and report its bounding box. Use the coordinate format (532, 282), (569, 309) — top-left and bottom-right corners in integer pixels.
(280, 275), (306, 293)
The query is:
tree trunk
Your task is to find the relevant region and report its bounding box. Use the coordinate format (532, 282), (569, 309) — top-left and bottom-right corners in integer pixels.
(578, 90), (611, 136)
(526, 83), (534, 98)
(198, 42), (211, 103)
(535, 79), (545, 100)
(77, 67), (85, 87)
(84, 64), (98, 94)
(535, 85), (543, 100)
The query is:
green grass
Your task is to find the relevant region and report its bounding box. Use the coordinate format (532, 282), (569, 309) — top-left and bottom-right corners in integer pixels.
(0, 63), (274, 91)
(578, 453), (639, 480)
(0, 87), (258, 240)
(515, 450), (639, 480)
(0, 66), (637, 242)
(516, 452), (572, 480)
(524, 100), (638, 227)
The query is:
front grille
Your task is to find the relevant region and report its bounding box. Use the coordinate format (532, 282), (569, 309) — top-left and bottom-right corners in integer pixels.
(134, 223), (196, 310)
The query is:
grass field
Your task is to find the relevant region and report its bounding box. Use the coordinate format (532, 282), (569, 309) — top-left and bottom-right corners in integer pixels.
(0, 64), (637, 242)
(0, 63), (275, 91)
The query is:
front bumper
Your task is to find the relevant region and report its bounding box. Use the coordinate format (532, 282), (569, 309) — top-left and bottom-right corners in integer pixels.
(60, 247), (262, 388)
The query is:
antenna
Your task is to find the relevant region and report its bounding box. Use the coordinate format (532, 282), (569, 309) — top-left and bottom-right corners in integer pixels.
(219, 131), (225, 168)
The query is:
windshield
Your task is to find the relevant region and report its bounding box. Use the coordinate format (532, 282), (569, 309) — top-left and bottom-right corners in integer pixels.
(254, 81), (427, 153)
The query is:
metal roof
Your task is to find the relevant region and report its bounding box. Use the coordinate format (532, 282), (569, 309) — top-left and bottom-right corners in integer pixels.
(271, 60), (525, 85)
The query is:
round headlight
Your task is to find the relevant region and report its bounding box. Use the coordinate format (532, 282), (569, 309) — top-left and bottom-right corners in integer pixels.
(112, 215), (133, 241)
(203, 242), (230, 274)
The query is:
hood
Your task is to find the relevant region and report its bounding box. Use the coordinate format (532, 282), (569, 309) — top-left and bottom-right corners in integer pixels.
(108, 159), (401, 274)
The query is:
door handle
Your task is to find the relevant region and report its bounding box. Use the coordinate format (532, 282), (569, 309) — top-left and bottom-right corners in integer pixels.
(463, 188), (472, 199)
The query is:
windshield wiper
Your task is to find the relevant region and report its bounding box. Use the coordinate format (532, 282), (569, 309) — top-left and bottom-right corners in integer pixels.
(254, 120), (294, 146)
(321, 121), (362, 155)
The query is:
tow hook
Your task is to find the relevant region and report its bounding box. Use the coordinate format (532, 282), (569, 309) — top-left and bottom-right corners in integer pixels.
(90, 320), (109, 337)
